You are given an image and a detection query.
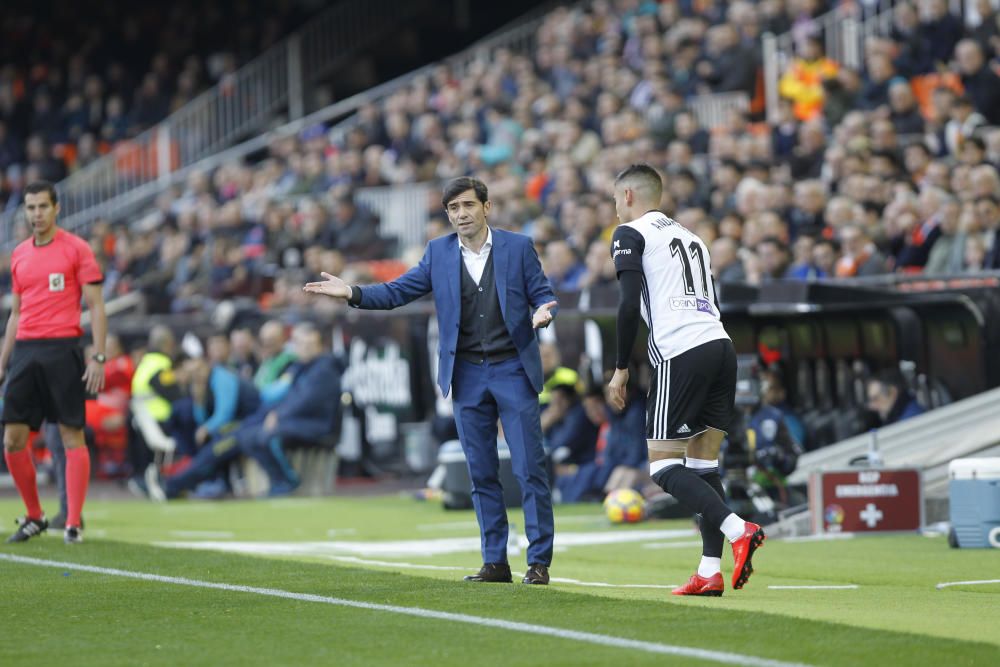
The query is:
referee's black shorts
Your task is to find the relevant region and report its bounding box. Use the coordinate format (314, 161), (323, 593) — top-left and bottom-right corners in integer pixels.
(2, 338), (87, 430)
(646, 337), (738, 441)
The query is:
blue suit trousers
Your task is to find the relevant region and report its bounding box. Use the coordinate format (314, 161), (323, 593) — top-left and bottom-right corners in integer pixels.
(451, 357), (554, 566)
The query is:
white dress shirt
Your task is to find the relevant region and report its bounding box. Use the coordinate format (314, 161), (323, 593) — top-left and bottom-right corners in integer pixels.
(458, 227), (493, 285)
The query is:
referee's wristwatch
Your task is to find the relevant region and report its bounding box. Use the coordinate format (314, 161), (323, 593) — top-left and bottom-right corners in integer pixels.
(92, 353), (106, 364)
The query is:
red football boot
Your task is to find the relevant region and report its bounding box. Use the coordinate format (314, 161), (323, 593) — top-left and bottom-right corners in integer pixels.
(731, 522), (766, 589)
(672, 572), (724, 597)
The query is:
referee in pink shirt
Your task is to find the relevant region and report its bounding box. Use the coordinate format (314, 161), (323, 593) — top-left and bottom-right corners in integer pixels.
(1, 181), (107, 544)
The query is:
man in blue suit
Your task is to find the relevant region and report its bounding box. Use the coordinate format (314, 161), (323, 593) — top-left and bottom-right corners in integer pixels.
(304, 177), (558, 585)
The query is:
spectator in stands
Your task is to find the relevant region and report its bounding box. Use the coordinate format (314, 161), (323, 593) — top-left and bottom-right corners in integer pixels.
(924, 201), (966, 274)
(542, 384), (598, 467)
(785, 235), (826, 280)
(888, 80), (925, 135)
(835, 224), (889, 277)
(971, 0), (999, 53)
(945, 95), (988, 158)
(976, 195), (1000, 269)
(812, 238), (840, 277)
(859, 52), (897, 111)
(544, 240), (586, 291)
(253, 320), (296, 390)
(712, 236), (747, 284)
(921, 0), (966, 68)
(778, 36), (839, 121)
(866, 370), (925, 425)
(165, 352), (261, 498)
(756, 236), (791, 282)
(955, 39), (1000, 125)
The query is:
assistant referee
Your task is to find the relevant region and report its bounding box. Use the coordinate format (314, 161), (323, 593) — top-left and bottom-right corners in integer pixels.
(2, 181), (107, 544)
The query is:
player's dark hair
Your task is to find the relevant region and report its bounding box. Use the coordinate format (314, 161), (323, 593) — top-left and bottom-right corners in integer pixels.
(614, 164), (662, 189)
(24, 180), (58, 205)
(442, 177), (488, 207)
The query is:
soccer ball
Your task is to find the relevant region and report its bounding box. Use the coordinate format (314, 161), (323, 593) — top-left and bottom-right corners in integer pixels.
(603, 488), (645, 524)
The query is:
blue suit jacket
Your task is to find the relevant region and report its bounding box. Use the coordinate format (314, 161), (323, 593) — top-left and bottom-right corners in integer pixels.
(355, 228), (556, 397)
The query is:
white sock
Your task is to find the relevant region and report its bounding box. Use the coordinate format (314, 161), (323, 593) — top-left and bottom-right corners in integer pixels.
(685, 457), (718, 471)
(649, 458), (683, 477)
(697, 556), (722, 578)
(720, 513), (747, 542)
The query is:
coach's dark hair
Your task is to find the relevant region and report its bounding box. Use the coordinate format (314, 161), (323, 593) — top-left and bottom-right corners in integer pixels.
(24, 180), (58, 205)
(442, 177), (488, 207)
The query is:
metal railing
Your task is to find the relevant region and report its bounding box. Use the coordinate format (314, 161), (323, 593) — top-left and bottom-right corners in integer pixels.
(763, 0), (906, 123)
(1, 0), (435, 246)
(688, 91), (750, 130)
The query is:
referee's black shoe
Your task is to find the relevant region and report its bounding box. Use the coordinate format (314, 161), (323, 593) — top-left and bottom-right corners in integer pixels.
(6, 516), (48, 543)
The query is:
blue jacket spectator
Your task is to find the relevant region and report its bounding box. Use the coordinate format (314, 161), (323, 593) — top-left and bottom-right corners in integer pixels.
(543, 384), (598, 465)
(169, 357), (260, 458)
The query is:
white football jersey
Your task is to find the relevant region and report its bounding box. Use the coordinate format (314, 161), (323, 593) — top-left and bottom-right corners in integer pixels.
(612, 210), (729, 364)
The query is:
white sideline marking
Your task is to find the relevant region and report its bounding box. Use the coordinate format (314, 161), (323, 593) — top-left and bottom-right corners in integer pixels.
(416, 515), (606, 532)
(0, 553), (811, 667)
(768, 585), (859, 590)
(325, 556), (678, 588)
(169, 531), (235, 539)
(550, 577), (677, 590)
(328, 556), (466, 571)
(778, 533), (855, 543)
(156, 528), (695, 558)
(326, 529), (359, 537)
(936, 579), (1000, 590)
(641, 540), (704, 550)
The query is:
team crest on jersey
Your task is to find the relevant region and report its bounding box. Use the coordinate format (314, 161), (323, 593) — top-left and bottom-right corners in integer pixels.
(48, 273), (65, 292)
(670, 296), (713, 313)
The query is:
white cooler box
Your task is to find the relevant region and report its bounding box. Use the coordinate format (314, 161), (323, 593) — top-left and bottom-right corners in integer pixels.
(948, 458), (1000, 548)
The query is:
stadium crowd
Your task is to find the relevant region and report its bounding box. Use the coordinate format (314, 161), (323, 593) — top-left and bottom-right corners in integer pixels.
(3, 0), (997, 314)
(3, 0), (1000, 506)
(0, 0), (313, 209)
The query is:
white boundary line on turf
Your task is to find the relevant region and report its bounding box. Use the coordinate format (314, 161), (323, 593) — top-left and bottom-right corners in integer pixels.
(0, 553), (812, 667)
(326, 556), (678, 588)
(935, 579), (1000, 590)
(768, 585), (859, 590)
(328, 556), (466, 571)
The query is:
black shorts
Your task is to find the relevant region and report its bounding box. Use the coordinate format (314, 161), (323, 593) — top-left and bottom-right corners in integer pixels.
(2, 338), (87, 430)
(646, 338), (737, 440)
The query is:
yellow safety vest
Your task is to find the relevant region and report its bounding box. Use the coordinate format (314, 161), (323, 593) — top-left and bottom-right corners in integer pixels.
(131, 352), (174, 422)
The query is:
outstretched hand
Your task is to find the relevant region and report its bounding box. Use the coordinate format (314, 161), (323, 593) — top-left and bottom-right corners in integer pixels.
(303, 272), (353, 300)
(532, 300), (557, 329)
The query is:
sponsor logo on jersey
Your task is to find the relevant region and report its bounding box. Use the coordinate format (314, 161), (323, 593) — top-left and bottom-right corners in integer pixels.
(614, 240), (621, 248)
(613, 247), (632, 258)
(669, 296), (713, 313)
(677, 423), (691, 434)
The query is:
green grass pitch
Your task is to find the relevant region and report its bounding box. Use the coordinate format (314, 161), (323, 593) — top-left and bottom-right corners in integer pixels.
(1, 494), (997, 666)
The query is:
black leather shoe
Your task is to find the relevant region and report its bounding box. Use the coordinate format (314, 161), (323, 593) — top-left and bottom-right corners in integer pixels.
(522, 563), (549, 585)
(463, 562), (513, 583)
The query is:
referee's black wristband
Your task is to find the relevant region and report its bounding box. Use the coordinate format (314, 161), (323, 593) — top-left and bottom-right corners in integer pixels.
(348, 286), (362, 307)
